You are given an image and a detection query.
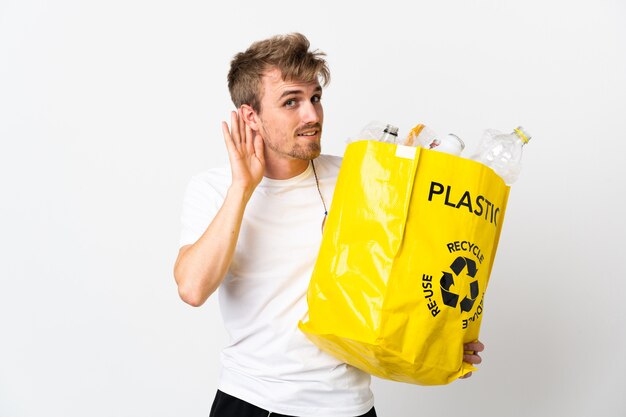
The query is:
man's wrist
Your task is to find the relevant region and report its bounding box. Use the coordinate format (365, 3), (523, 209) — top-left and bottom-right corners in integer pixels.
(227, 183), (255, 203)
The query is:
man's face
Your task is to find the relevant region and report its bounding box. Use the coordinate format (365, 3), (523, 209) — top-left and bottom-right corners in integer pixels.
(255, 68), (324, 161)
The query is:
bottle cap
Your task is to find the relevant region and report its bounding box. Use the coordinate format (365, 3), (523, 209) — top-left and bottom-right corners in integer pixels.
(384, 124), (399, 137)
(514, 126), (531, 144)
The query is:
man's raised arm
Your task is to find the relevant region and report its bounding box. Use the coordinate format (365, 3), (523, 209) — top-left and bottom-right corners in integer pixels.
(174, 110), (265, 306)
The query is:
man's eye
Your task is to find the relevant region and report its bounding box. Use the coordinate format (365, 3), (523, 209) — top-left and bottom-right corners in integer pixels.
(312, 95), (322, 103)
(284, 99), (296, 107)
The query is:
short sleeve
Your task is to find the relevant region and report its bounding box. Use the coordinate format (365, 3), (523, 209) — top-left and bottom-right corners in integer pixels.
(178, 172), (227, 248)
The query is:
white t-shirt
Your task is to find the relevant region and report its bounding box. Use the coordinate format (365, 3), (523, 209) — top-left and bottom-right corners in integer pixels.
(179, 155), (373, 417)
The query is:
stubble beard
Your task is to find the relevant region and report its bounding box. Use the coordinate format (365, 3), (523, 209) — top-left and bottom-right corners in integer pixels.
(261, 126), (322, 161)
(291, 140), (321, 160)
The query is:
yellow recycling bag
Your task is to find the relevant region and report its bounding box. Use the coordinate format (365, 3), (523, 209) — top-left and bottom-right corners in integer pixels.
(299, 139), (510, 385)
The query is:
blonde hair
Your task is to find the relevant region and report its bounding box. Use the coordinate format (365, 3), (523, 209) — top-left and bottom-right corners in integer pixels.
(227, 33), (330, 113)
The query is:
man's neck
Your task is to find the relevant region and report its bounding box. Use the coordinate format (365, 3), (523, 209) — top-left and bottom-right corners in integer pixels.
(263, 155), (310, 180)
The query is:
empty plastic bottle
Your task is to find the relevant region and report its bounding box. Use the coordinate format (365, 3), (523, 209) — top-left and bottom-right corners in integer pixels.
(471, 126), (532, 184)
(404, 124), (465, 156)
(350, 121), (399, 144)
(379, 124), (399, 144)
(428, 133), (465, 156)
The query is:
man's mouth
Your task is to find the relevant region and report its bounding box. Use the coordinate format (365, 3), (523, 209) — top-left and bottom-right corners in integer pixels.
(297, 125), (322, 137)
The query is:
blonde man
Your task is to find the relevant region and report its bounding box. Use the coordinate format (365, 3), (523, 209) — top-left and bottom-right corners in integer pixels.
(174, 33), (483, 417)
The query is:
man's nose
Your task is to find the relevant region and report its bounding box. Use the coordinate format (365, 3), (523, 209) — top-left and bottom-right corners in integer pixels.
(300, 102), (321, 124)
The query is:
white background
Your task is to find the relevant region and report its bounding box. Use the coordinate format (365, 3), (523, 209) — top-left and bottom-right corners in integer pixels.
(1, 0), (625, 416)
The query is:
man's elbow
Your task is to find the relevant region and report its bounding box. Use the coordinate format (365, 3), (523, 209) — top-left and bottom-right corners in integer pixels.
(176, 282), (209, 307)
(174, 268), (211, 307)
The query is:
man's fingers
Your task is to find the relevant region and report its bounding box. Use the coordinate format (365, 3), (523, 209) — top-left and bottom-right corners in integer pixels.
(463, 340), (483, 365)
(253, 129), (265, 164)
(222, 119), (244, 167)
(459, 340), (484, 381)
(230, 111), (243, 153)
(244, 123), (253, 154)
(463, 352), (482, 365)
(464, 341), (485, 353)
(222, 121), (236, 154)
(238, 108), (247, 149)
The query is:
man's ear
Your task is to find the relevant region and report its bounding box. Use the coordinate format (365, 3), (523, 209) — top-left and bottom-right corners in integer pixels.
(240, 104), (259, 131)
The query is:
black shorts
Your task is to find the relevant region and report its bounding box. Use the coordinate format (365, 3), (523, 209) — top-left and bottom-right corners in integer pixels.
(209, 390), (377, 417)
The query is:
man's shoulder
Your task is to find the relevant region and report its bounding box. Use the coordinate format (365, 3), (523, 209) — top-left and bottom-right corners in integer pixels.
(190, 165), (231, 186)
(317, 153), (343, 163)
(315, 154), (343, 173)
(185, 165), (231, 199)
